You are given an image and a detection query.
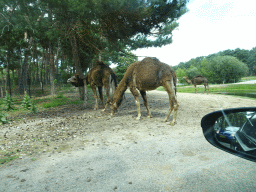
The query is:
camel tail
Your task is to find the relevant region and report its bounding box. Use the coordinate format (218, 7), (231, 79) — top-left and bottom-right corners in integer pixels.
(109, 72), (118, 94)
(110, 72), (118, 88)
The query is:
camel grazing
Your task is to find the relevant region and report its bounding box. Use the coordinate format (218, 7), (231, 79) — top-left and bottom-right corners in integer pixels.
(110, 57), (179, 125)
(183, 75), (209, 94)
(67, 60), (118, 111)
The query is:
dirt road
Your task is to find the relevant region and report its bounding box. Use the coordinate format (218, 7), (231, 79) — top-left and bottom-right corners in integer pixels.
(1, 91), (256, 191)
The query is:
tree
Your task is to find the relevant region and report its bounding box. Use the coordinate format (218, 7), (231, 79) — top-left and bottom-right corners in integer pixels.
(175, 68), (187, 83)
(247, 47), (256, 76)
(207, 56), (248, 84)
(186, 65), (199, 79)
(200, 57), (211, 77)
(113, 52), (137, 82)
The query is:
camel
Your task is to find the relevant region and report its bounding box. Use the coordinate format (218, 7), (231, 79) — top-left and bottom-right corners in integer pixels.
(183, 75), (209, 94)
(110, 57), (179, 125)
(67, 60), (118, 111)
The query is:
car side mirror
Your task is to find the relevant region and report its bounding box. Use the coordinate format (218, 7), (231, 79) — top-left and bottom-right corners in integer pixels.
(201, 107), (256, 162)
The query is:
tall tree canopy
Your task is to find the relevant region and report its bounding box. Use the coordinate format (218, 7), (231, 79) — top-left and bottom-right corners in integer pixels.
(173, 47), (255, 84)
(0, 0), (189, 96)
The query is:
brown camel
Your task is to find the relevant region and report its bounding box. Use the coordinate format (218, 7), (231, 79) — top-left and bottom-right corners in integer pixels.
(183, 75), (209, 94)
(67, 60), (118, 111)
(110, 57), (179, 125)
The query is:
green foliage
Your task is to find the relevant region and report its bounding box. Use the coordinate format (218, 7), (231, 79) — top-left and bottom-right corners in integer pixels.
(113, 53), (137, 82)
(21, 91), (37, 112)
(173, 84), (256, 97)
(247, 47), (256, 75)
(30, 100), (37, 113)
(186, 65), (200, 79)
(174, 54), (249, 84)
(0, 112), (9, 125)
(175, 68), (187, 83)
(3, 93), (14, 111)
(42, 96), (68, 108)
(207, 56), (248, 84)
(22, 91), (32, 110)
(174, 47), (256, 78)
(0, 154), (19, 165)
(200, 57), (211, 77)
(53, 79), (57, 85)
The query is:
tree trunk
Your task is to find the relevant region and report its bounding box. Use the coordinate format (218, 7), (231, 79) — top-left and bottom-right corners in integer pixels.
(49, 42), (56, 95)
(19, 36), (33, 95)
(6, 52), (11, 96)
(69, 31), (87, 106)
(99, 51), (102, 61)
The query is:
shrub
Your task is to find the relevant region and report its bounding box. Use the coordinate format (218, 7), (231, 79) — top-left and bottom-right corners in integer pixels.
(0, 112), (9, 125)
(21, 91), (32, 110)
(3, 93), (14, 111)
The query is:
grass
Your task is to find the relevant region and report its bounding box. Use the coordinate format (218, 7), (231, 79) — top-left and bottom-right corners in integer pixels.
(0, 85), (95, 123)
(157, 84), (256, 99)
(0, 152), (19, 164)
(42, 95), (68, 108)
(241, 76), (256, 81)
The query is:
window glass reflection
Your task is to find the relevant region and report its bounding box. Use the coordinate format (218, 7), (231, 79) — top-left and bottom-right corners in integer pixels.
(214, 111), (256, 156)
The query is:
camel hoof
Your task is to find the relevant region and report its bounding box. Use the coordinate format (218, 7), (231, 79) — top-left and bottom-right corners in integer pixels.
(168, 121), (176, 126)
(147, 115), (152, 118)
(101, 109), (106, 112)
(163, 118), (168, 122)
(136, 117), (141, 120)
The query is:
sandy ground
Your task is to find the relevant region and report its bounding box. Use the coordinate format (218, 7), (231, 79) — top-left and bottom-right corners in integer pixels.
(1, 90), (256, 164)
(1, 90), (256, 191)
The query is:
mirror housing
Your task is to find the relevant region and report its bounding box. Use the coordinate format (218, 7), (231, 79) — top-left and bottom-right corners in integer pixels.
(201, 107), (256, 162)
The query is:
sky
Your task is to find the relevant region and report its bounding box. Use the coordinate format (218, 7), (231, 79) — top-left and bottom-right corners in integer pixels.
(130, 0), (256, 67)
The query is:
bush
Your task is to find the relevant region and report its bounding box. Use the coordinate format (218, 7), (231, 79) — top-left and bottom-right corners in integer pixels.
(21, 91), (32, 110)
(207, 56), (248, 84)
(21, 91), (37, 113)
(0, 112), (9, 125)
(3, 93), (14, 111)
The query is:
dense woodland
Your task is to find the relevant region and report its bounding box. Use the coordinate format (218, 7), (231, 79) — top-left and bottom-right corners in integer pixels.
(173, 47), (256, 84)
(0, 0), (255, 99)
(0, 0), (188, 98)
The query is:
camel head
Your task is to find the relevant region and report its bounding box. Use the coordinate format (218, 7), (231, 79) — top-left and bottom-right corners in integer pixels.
(183, 76), (192, 84)
(110, 87), (126, 116)
(67, 74), (85, 87)
(110, 102), (118, 116)
(110, 93), (123, 116)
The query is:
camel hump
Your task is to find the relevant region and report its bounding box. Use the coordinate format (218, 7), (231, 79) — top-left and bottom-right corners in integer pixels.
(93, 60), (109, 70)
(94, 60), (105, 66)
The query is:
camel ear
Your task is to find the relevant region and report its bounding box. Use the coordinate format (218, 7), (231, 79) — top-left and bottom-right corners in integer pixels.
(113, 102), (117, 107)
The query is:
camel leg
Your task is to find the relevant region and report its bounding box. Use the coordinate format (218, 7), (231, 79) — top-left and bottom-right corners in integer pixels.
(130, 86), (141, 120)
(206, 84), (209, 94)
(163, 80), (179, 125)
(91, 85), (99, 110)
(140, 90), (152, 118)
(102, 85), (111, 112)
(98, 86), (105, 110)
(194, 85), (197, 94)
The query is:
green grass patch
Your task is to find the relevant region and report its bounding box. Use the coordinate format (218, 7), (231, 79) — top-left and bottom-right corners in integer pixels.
(158, 84), (256, 100)
(241, 76), (256, 81)
(157, 84), (256, 95)
(209, 84), (256, 93)
(0, 154), (19, 164)
(70, 100), (84, 105)
(42, 95), (68, 108)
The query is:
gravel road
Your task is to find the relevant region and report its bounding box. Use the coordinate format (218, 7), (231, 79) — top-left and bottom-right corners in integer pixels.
(1, 91), (256, 191)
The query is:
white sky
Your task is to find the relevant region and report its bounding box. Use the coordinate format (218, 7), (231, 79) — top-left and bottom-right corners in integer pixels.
(131, 0), (256, 67)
